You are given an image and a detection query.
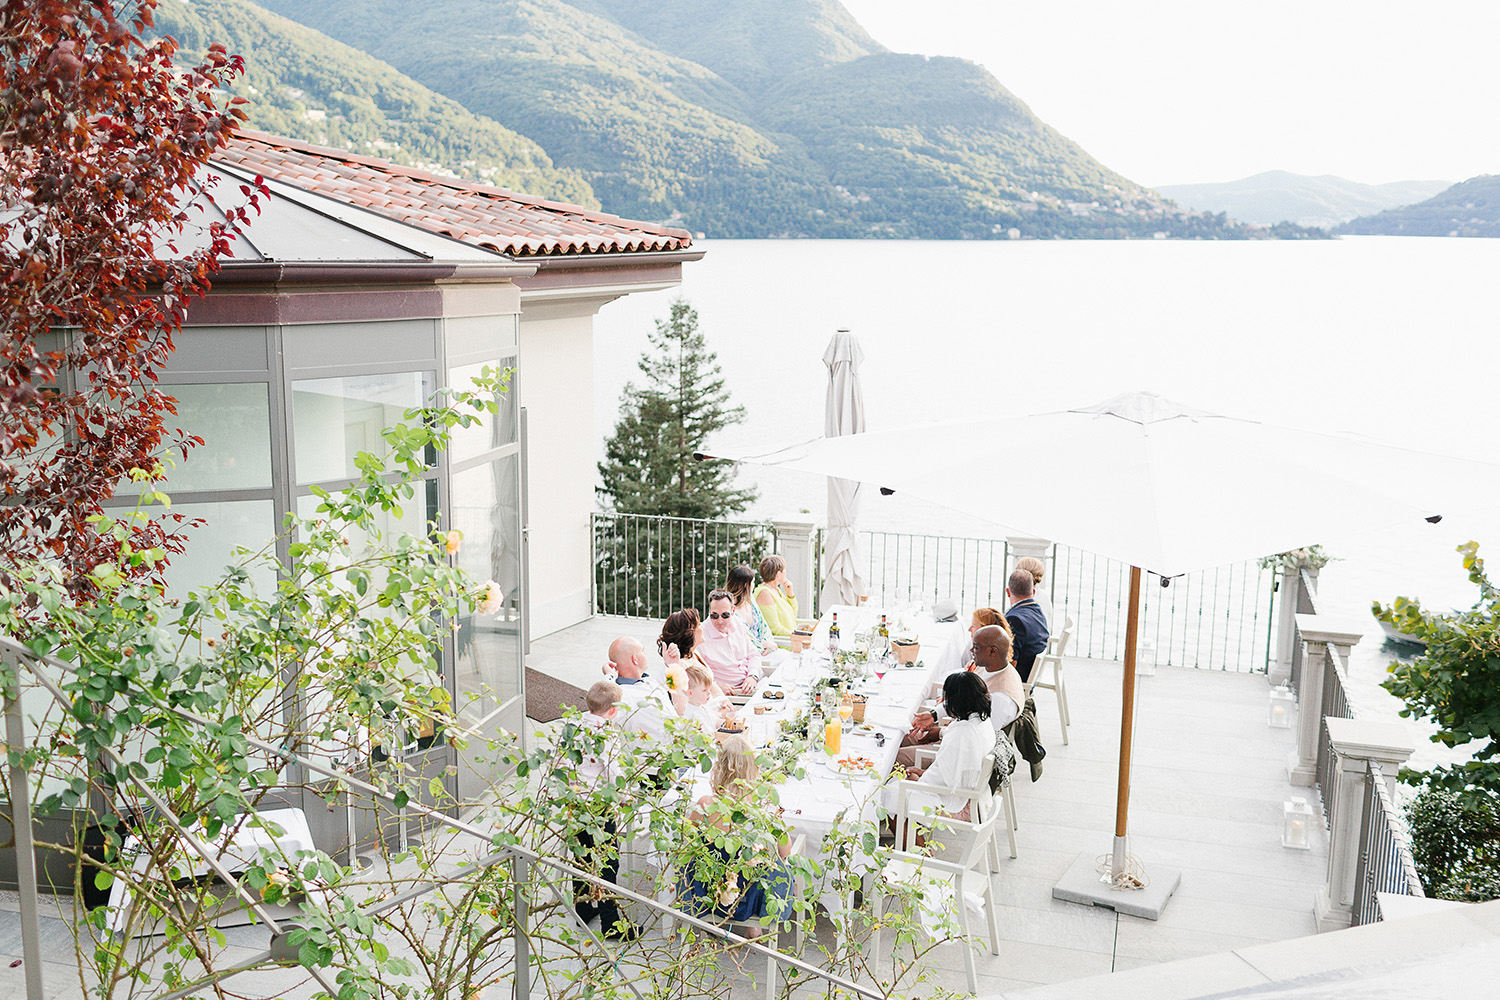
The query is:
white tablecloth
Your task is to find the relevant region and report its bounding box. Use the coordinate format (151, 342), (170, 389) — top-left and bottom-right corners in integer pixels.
(695, 606), (960, 851)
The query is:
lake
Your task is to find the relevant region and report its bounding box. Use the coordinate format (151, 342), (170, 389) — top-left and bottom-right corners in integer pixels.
(594, 237), (1500, 773)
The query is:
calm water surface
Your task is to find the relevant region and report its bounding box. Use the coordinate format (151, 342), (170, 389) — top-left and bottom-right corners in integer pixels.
(594, 238), (1500, 773)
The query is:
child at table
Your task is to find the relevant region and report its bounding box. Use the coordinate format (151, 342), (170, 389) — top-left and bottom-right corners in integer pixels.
(681, 662), (724, 736)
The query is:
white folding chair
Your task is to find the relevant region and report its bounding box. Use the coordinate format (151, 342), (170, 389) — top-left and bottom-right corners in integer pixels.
(900, 748), (1015, 861)
(875, 770), (1004, 993)
(1027, 615), (1073, 744)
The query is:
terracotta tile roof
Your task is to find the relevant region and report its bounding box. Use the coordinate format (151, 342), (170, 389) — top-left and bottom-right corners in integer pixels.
(214, 129), (693, 258)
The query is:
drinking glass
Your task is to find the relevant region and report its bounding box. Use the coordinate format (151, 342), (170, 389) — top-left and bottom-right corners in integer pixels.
(838, 701), (854, 732)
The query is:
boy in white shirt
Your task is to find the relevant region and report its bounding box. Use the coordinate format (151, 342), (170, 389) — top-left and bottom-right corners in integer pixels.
(570, 681), (637, 940)
(679, 663), (721, 736)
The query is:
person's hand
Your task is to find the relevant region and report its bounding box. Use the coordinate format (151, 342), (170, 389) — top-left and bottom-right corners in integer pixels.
(602, 662), (618, 679)
(906, 767), (924, 779)
(661, 642), (681, 666)
(732, 679), (757, 697)
(913, 709), (936, 730)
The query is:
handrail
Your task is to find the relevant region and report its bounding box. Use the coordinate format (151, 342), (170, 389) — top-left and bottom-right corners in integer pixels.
(0, 635), (885, 1000)
(1352, 760), (1425, 925)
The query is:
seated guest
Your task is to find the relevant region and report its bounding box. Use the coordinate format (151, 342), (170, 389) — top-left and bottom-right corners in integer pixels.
(605, 636), (685, 740)
(933, 607), (1015, 681)
(679, 736), (794, 937)
(697, 589), (761, 696)
(901, 671), (994, 826)
(752, 555), (800, 637)
(1014, 556), (1054, 632)
(568, 680), (636, 940)
(658, 608), (726, 698)
(680, 662), (724, 736)
(901, 626), (1022, 765)
(726, 564), (777, 655)
(1006, 569), (1050, 682)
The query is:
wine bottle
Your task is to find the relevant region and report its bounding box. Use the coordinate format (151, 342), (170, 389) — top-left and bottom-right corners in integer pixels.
(827, 612), (840, 654)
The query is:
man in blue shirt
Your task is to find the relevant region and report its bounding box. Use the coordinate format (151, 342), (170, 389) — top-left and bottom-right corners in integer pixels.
(1005, 568), (1050, 683)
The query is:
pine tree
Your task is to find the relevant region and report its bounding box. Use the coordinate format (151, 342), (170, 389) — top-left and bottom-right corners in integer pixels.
(598, 299), (756, 518)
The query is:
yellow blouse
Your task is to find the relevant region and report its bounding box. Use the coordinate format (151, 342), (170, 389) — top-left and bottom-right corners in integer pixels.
(753, 583), (799, 636)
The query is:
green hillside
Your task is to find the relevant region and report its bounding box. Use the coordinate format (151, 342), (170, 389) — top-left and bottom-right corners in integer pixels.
(243, 0), (1288, 239)
(1159, 171), (1450, 228)
(1336, 175), (1500, 237)
(153, 0), (597, 207)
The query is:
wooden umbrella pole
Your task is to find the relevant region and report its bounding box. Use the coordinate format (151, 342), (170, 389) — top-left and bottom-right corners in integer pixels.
(1111, 565), (1144, 878)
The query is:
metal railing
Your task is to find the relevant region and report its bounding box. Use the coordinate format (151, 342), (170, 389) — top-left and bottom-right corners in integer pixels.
(855, 532), (1280, 673)
(1353, 760), (1426, 925)
(1315, 643), (1358, 828)
(592, 512), (775, 619)
(0, 636), (881, 1000)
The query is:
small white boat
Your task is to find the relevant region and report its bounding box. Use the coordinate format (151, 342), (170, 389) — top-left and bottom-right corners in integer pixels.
(1379, 619), (1426, 647)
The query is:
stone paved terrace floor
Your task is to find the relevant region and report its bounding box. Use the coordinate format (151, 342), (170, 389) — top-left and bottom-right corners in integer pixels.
(528, 615), (1329, 996)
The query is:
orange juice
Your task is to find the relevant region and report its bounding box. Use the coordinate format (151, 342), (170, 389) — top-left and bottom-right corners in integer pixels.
(824, 716), (841, 755)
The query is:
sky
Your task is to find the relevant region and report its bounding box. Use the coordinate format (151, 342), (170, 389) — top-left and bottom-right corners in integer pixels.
(838, 0), (1500, 188)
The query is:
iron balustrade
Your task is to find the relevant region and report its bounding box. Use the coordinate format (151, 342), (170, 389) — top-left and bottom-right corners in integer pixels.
(1316, 643), (1357, 827)
(855, 532), (1281, 673)
(592, 514), (1282, 672)
(1353, 760), (1426, 925)
(592, 512), (776, 619)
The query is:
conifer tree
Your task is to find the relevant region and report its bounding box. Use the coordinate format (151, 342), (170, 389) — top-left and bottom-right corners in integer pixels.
(598, 299), (756, 518)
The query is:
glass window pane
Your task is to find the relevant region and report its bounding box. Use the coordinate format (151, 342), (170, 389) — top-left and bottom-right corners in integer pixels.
(296, 479), (438, 559)
(447, 361), (517, 462)
(117, 382), (272, 494)
(450, 456), (522, 721)
(293, 372), (433, 485)
(164, 499), (278, 600)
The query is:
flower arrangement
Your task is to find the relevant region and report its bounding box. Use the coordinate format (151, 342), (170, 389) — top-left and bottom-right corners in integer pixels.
(1258, 545), (1336, 573)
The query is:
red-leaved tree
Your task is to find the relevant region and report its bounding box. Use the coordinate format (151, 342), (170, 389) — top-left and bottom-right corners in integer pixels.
(0, 0), (263, 594)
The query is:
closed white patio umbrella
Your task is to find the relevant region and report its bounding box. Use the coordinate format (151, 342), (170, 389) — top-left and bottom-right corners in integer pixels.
(699, 390), (1500, 916)
(820, 331), (869, 609)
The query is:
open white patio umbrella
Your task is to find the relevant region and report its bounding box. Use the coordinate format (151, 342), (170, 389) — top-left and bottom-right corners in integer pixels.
(819, 331), (869, 608)
(700, 391), (1500, 914)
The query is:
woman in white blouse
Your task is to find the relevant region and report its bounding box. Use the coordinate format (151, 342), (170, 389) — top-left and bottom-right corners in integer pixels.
(904, 671), (993, 822)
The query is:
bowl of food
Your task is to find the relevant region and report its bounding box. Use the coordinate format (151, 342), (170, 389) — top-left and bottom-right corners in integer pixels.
(717, 717), (748, 735)
(762, 689), (785, 700)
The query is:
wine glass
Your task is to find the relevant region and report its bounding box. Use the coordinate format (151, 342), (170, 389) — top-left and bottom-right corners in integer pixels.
(838, 699), (854, 732)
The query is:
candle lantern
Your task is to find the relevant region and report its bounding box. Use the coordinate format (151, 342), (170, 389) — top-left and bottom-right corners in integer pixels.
(1268, 685), (1295, 728)
(1282, 796), (1315, 850)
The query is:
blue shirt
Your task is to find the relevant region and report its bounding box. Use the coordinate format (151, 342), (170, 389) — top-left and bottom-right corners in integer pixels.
(1006, 599), (1050, 682)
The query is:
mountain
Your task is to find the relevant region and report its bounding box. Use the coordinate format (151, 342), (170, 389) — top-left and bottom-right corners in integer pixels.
(1336, 175), (1500, 237)
(1157, 171), (1450, 229)
(153, 0), (597, 207)
(250, 0), (1281, 239)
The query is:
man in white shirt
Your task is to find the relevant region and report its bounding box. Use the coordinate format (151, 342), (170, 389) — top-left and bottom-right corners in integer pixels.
(900, 626), (1023, 765)
(695, 590), (761, 695)
(606, 635), (681, 741)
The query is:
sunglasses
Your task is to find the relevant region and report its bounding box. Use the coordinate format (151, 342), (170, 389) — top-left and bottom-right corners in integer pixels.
(708, 611), (734, 620)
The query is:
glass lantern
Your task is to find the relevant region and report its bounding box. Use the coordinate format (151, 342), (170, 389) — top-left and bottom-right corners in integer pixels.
(1268, 685), (1295, 728)
(1282, 797), (1315, 850)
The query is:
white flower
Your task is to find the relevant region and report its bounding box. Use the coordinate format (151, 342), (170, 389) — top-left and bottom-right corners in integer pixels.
(478, 581), (504, 615)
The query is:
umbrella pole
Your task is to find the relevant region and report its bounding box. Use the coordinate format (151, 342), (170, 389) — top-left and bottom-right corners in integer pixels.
(1112, 565), (1144, 878)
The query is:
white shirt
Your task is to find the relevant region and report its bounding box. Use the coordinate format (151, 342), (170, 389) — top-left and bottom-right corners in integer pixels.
(615, 673), (673, 742)
(910, 716), (993, 816)
(571, 712), (616, 788)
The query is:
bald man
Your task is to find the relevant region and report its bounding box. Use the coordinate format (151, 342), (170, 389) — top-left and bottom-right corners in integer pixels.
(606, 636), (678, 741)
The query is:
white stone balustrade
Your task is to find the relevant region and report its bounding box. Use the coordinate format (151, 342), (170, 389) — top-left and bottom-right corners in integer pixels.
(1315, 716), (1415, 932)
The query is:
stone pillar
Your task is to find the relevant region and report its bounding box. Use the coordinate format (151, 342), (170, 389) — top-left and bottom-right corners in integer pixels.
(1289, 618), (1362, 787)
(771, 520), (816, 618)
(1269, 566), (1301, 687)
(1006, 536), (1052, 566)
(1315, 717), (1415, 932)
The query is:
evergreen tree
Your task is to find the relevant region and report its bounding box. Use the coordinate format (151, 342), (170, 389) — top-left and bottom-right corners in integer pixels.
(598, 299), (756, 517)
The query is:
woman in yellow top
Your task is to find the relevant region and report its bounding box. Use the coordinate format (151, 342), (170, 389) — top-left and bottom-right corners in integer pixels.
(752, 554), (799, 637)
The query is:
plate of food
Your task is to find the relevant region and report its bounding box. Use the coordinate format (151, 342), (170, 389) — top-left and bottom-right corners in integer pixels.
(829, 754), (878, 776)
(761, 689), (785, 700)
(717, 717), (748, 735)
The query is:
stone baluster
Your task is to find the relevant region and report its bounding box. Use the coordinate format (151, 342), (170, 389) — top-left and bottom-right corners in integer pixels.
(1315, 717), (1415, 931)
(1288, 618), (1361, 787)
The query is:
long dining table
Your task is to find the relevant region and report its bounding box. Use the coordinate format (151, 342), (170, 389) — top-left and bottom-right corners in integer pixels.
(691, 605), (962, 852)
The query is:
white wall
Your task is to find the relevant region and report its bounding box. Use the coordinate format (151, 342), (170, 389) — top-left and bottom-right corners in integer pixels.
(517, 298), (608, 638)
